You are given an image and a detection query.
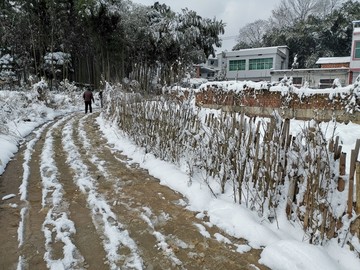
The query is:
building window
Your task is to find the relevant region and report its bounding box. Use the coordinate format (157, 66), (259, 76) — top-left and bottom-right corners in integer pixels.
(229, 60), (246, 71)
(249, 58), (273, 70)
(319, 79), (333, 89)
(355, 41), (360, 59)
(209, 59), (218, 66)
(293, 77), (303, 85)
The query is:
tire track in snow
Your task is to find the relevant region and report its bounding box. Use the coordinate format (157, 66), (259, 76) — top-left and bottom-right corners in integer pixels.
(77, 114), (186, 268)
(40, 116), (85, 269)
(62, 117), (143, 270)
(78, 115), (111, 180)
(139, 207), (183, 267)
(77, 115), (122, 202)
(17, 121), (52, 268)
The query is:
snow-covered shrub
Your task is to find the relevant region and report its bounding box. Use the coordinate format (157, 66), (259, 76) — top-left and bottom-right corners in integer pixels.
(58, 79), (77, 93)
(333, 78), (342, 88)
(0, 53), (17, 89)
(42, 51), (72, 81)
(122, 79), (141, 92)
(0, 89), (44, 140)
(282, 75), (292, 86)
(50, 79), (82, 109)
(33, 78), (50, 103)
(345, 75), (360, 113)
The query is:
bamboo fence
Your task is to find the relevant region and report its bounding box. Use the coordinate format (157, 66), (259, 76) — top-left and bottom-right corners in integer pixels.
(103, 85), (360, 249)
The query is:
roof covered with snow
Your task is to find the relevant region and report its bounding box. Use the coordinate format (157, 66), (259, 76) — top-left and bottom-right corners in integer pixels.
(316, 56), (350, 65)
(225, 46), (288, 57)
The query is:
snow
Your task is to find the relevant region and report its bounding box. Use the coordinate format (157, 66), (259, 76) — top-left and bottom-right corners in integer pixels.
(140, 207), (182, 265)
(195, 78), (356, 96)
(40, 117), (85, 268)
(62, 118), (143, 269)
(316, 57), (351, 65)
(44, 52), (71, 66)
(0, 53), (12, 66)
(0, 88), (80, 175)
(197, 80), (271, 93)
(259, 240), (340, 270)
(1, 84), (360, 269)
(2, 193), (15, 200)
(96, 114), (360, 270)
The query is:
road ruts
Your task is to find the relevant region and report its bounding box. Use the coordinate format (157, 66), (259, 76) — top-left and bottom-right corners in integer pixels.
(0, 112), (269, 270)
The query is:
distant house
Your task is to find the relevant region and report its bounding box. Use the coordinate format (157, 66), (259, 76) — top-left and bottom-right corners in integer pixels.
(194, 57), (219, 80)
(271, 57), (350, 89)
(196, 46), (289, 82)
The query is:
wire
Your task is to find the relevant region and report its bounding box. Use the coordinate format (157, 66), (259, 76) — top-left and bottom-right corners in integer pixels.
(221, 35), (238, 40)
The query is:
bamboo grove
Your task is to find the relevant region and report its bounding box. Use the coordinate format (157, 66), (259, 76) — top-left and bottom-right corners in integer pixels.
(0, 0), (224, 90)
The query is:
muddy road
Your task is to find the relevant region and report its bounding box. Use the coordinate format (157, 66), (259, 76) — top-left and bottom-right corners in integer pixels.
(0, 112), (268, 270)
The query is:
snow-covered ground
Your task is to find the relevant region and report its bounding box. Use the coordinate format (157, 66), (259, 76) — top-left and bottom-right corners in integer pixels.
(0, 88), (81, 175)
(1, 82), (360, 269)
(98, 116), (360, 270)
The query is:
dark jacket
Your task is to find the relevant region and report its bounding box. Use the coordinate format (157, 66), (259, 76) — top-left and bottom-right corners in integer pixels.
(83, 90), (94, 102)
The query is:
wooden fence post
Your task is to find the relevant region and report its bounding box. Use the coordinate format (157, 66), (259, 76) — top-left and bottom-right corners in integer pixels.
(356, 162), (360, 215)
(348, 139), (360, 217)
(348, 150), (356, 217)
(338, 152), (346, 192)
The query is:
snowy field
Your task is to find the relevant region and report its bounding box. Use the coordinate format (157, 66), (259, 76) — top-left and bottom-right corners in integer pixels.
(1, 83), (360, 269)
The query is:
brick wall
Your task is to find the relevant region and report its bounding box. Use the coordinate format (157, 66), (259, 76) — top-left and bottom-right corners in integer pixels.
(321, 63), (349, 68)
(195, 88), (350, 111)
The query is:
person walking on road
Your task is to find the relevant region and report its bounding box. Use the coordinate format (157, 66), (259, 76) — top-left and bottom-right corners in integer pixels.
(83, 87), (95, 113)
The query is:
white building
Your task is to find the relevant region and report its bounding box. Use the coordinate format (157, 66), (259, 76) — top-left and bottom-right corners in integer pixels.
(350, 20), (360, 83)
(271, 57), (350, 88)
(220, 46), (289, 81)
(196, 46), (289, 81)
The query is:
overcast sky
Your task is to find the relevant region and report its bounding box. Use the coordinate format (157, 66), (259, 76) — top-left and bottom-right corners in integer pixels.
(131, 0), (282, 52)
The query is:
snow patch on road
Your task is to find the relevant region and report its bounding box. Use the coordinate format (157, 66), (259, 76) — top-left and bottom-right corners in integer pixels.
(78, 116), (111, 180)
(140, 207), (183, 266)
(40, 117), (85, 268)
(2, 193), (16, 200)
(194, 223), (211, 238)
(17, 121), (51, 255)
(62, 116), (143, 270)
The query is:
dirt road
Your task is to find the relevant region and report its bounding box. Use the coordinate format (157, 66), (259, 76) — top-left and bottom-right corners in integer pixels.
(0, 112), (268, 270)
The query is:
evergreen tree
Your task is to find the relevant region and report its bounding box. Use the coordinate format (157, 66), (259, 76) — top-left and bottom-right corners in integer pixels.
(0, 0), (227, 90)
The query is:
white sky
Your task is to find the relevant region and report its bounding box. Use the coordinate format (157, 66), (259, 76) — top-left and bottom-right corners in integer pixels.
(131, 0), (282, 52)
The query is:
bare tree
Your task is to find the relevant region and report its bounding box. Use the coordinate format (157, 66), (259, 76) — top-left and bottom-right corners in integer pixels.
(234, 19), (270, 49)
(317, 0), (344, 17)
(270, 0), (344, 28)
